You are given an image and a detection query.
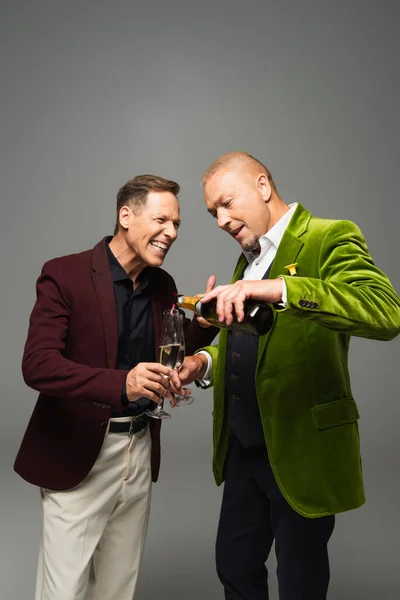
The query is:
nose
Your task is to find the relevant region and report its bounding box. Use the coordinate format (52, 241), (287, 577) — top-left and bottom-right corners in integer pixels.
(164, 222), (178, 241)
(217, 209), (231, 230)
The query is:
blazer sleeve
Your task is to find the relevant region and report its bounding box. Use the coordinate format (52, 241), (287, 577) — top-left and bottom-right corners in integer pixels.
(280, 220), (400, 340)
(194, 344), (219, 388)
(22, 260), (128, 410)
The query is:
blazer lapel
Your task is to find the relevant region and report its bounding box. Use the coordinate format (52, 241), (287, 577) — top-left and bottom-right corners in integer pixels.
(231, 202), (311, 285)
(231, 254), (247, 283)
(91, 238), (119, 369)
(269, 231), (304, 280)
(258, 203), (311, 362)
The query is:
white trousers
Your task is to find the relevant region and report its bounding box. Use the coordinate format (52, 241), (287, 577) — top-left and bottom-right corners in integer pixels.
(36, 418), (152, 600)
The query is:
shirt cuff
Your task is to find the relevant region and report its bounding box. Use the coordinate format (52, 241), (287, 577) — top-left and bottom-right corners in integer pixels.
(121, 381), (151, 413)
(275, 277), (287, 308)
(194, 350), (212, 388)
(121, 381), (129, 406)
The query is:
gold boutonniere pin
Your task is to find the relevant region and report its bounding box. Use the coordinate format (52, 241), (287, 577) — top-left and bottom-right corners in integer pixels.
(284, 263), (298, 276)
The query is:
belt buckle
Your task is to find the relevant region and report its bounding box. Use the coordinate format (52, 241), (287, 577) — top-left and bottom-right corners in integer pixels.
(128, 416), (145, 435)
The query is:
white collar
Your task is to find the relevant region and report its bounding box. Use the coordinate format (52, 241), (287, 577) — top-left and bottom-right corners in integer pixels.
(244, 203), (297, 263)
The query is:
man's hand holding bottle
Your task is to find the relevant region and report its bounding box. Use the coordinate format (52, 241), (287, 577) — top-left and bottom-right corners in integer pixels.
(193, 275), (217, 328)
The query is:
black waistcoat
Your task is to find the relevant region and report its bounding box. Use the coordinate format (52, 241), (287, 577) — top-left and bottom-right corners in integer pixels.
(225, 262), (273, 447)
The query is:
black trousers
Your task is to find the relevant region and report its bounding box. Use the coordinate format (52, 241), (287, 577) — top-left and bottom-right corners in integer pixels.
(216, 436), (335, 600)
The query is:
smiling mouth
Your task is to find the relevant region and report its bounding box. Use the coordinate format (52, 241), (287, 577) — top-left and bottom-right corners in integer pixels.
(150, 241), (169, 254)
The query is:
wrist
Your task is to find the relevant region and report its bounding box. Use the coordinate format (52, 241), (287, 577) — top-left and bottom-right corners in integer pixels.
(260, 278), (283, 303)
(273, 278), (284, 302)
(195, 353), (208, 378)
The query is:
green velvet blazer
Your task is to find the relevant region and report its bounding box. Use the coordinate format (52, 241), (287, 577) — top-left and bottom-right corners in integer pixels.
(203, 203), (400, 517)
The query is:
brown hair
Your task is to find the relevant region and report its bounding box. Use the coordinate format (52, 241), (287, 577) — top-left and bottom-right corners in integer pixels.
(114, 174), (180, 234)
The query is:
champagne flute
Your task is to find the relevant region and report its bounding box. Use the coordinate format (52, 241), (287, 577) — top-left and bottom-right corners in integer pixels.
(145, 309), (182, 420)
(175, 313), (194, 407)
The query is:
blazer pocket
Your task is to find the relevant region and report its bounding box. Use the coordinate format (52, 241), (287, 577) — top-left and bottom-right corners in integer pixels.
(312, 397), (360, 430)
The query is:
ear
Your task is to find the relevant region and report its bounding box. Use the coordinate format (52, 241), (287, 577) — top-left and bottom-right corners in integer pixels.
(257, 173), (272, 203)
(119, 205), (132, 230)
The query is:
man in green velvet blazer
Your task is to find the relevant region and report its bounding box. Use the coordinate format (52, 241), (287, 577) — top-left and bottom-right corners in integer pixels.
(181, 152), (400, 600)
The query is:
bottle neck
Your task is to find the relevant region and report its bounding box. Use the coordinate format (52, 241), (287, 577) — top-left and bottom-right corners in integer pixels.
(176, 295), (201, 314)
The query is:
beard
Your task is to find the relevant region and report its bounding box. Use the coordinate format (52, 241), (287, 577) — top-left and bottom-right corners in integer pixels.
(241, 234), (261, 254)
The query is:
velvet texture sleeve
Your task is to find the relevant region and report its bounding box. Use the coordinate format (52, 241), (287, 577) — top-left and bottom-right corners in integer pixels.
(280, 220), (400, 340)
(191, 344), (219, 388)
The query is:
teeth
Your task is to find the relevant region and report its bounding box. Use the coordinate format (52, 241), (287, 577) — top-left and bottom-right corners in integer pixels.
(151, 242), (168, 251)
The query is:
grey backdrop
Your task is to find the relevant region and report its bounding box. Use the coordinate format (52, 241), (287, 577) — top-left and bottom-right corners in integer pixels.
(1, 1), (399, 598)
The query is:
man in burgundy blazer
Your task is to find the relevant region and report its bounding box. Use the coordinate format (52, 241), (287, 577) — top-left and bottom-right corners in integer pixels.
(14, 174), (216, 600)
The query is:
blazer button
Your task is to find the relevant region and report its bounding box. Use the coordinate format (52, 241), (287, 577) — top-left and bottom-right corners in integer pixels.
(298, 300), (305, 307)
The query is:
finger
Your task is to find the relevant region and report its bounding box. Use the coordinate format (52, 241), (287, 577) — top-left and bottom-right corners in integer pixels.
(233, 296), (245, 323)
(201, 285), (228, 304)
(194, 275), (217, 299)
(196, 315), (213, 328)
(207, 286), (234, 322)
(164, 389), (179, 405)
(223, 294), (235, 325)
(177, 366), (198, 385)
(216, 290), (231, 322)
(169, 381), (192, 395)
(144, 363), (175, 377)
(152, 393), (163, 404)
(181, 386), (192, 395)
(205, 274), (217, 293)
(144, 370), (170, 384)
(169, 370), (182, 389)
(168, 381), (180, 394)
(168, 395), (177, 408)
(144, 379), (171, 396)
(222, 289), (244, 325)
(221, 285), (245, 325)
(176, 366), (190, 384)
(141, 392), (163, 404)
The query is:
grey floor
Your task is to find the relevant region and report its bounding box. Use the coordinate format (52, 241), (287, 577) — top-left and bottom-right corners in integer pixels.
(4, 412), (399, 599)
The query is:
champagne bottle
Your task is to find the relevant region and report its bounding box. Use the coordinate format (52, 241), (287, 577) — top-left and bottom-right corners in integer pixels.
(176, 294), (274, 336)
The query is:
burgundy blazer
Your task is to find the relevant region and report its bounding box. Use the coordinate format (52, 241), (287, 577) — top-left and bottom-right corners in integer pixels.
(14, 238), (216, 491)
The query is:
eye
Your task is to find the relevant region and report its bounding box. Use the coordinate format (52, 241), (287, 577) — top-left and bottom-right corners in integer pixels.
(156, 218), (165, 223)
(222, 199), (232, 208)
(173, 221), (180, 230)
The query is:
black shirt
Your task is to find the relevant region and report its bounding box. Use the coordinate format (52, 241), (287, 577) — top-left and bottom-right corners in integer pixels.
(106, 241), (155, 416)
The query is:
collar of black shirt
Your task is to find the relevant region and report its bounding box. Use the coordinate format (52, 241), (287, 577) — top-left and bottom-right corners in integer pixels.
(106, 238), (149, 290)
